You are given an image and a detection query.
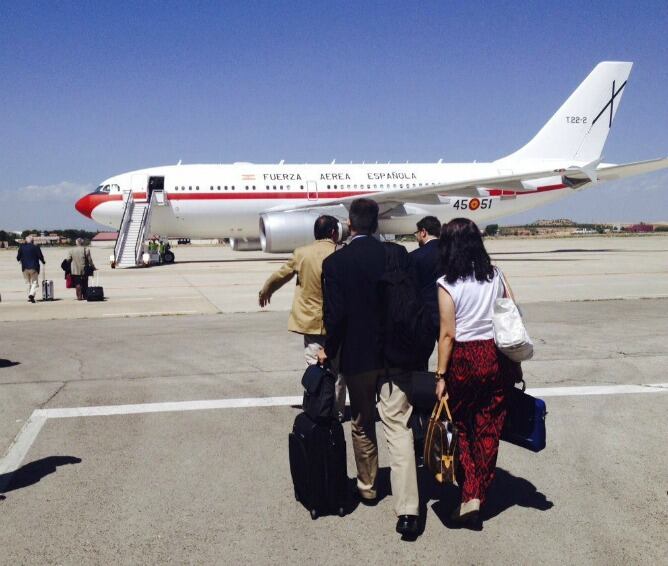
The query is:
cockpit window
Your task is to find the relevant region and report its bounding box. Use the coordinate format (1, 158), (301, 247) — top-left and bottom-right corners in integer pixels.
(94, 184), (112, 193)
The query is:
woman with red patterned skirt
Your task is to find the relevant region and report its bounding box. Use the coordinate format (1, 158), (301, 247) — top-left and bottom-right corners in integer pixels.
(434, 217), (516, 529)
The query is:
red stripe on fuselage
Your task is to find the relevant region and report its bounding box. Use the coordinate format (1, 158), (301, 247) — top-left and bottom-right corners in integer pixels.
(76, 184), (569, 217)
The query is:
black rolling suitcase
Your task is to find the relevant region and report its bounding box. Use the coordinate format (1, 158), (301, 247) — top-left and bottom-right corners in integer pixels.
(86, 273), (104, 302)
(86, 286), (104, 301)
(289, 412), (348, 519)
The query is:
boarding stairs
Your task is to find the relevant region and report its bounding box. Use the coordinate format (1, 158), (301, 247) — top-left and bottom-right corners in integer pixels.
(113, 192), (155, 268)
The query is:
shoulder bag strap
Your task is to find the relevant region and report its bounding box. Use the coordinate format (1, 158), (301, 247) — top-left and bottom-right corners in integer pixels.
(496, 267), (511, 301)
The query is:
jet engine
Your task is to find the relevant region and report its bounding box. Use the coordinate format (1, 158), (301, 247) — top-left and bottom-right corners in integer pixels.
(229, 237), (262, 251)
(260, 212), (347, 253)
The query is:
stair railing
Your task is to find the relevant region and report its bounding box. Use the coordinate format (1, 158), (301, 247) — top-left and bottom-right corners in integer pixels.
(113, 192), (134, 266)
(134, 192), (156, 265)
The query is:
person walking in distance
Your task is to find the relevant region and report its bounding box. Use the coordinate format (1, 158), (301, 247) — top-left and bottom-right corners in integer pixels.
(259, 215), (346, 419)
(66, 238), (95, 300)
(16, 235), (45, 303)
(318, 199), (420, 538)
(435, 217), (515, 529)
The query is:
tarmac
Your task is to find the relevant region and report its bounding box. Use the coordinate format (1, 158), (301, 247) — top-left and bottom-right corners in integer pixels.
(0, 235), (667, 565)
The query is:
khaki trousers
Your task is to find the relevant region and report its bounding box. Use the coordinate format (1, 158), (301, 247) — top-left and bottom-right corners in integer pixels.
(346, 369), (419, 516)
(303, 334), (346, 413)
(23, 269), (39, 298)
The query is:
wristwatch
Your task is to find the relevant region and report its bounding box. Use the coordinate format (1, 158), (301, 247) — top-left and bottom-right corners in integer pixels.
(434, 372), (446, 382)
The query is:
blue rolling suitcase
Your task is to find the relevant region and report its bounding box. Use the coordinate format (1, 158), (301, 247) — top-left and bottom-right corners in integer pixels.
(502, 385), (546, 452)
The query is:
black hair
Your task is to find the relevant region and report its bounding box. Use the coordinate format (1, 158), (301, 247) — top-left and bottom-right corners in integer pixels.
(416, 216), (441, 237)
(439, 218), (495, 284)
(349, 198), (379, 235)
(383, 241), (409, 272)
(314, 215), (339, 240)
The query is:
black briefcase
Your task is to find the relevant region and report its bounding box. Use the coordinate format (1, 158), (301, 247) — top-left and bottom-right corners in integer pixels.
(502, 384), (546, 452)
(86, 286), (105, 302)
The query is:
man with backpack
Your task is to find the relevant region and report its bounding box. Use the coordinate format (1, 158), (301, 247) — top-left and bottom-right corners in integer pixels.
(318, 198), (419, 538)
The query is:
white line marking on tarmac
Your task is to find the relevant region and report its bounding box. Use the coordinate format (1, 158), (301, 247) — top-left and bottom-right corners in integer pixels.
(1, 382), (666, 491)
(0, 414), (47, 492)
(112, 296), (203, 302)
(526, 383), (668, 397)
(34, 382), (668, 419)
(102, 310), (199, 318)
(37, 396), (303, 419)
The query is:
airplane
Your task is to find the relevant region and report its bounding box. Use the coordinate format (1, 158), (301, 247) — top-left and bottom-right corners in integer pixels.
(75, 61), (668, 263)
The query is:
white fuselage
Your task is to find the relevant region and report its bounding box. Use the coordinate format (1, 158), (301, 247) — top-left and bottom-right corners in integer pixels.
(85, 162), (576, 238)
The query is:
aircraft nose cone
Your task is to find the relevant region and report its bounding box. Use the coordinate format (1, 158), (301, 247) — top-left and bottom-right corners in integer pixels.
(75, 194), (95, 219)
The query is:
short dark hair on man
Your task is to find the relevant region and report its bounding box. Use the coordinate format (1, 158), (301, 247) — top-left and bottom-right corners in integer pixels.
(416, 216), (441, 237)
(439, 217), (495, 284)
(349, 198), (379, 235)
(314, 215), (339, 240)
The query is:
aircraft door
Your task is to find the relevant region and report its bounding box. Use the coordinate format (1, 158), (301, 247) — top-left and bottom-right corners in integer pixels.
(148, 176), (165, 203)
(307, 181), (318, 201)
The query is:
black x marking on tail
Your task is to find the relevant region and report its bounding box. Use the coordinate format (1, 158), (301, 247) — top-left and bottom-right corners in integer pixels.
(591, 80), (627, 128)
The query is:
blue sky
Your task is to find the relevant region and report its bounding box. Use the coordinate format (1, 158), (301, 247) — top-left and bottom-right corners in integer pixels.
(1, 1), (666, 230)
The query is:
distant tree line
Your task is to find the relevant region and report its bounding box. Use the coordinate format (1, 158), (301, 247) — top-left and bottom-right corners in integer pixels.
(0, 230), (19, 246)
(0, 229), (99, 246)
(19, 229), (98, 240)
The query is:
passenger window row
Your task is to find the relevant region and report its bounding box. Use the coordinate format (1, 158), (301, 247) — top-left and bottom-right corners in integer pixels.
(170, 182), (438, 192)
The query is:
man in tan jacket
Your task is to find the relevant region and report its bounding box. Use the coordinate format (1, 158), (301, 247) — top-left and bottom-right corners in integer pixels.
(258, 215), (346, 418)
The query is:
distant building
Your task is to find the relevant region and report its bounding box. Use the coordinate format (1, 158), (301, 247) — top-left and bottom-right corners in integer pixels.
(626, 223), (654, 233)
(532, 218), (576, 227)
(90, 232), (119, 248)
(19, 233), (61, 246)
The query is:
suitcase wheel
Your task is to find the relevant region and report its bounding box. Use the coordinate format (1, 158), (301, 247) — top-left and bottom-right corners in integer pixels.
(338, 507), (345, 517)
(310, 509), (318, 520)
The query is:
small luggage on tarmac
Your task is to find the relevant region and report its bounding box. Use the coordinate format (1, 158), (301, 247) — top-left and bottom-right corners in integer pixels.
(86, 286), (104, 301)
(42, 270), (54, 301)
(289, 412), (348, 519)
(86, 274), (105, 302)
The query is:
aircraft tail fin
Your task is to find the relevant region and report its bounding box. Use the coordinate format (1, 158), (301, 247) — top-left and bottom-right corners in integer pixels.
(498, 61), (633, 163)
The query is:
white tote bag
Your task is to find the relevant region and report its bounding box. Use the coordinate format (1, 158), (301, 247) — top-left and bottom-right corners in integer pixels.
(492, 270), (534, 362)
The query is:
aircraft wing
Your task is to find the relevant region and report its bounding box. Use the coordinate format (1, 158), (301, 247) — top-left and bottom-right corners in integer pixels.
(568, 157), (668, 182)
(264, 167), (568, 214)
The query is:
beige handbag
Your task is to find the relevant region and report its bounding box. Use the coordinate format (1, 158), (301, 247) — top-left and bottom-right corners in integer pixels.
(424, 395), (458, 484)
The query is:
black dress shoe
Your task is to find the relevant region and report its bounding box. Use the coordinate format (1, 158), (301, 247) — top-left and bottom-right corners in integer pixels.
(395, 515), (419, 536)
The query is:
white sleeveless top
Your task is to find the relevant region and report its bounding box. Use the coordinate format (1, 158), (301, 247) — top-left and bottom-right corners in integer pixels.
(436, 269), (504, 342)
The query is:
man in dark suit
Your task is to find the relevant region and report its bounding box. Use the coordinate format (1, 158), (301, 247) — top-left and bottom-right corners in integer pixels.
(16, 235), (45, 303)
(318, 198), (419, 538)
(408, 216), (442, 369)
